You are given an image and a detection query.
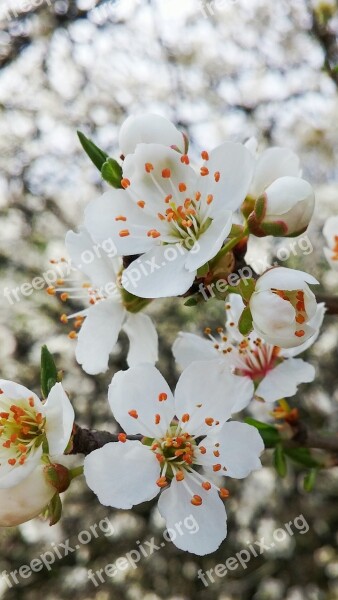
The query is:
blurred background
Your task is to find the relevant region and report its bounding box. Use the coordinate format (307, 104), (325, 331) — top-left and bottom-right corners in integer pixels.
(0, 0), (338, 599)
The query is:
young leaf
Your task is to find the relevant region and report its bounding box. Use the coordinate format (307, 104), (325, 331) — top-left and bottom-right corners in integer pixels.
(41, 345), (58, 399)
(101, 158), (123, 188)
(273, 444), (287, 478)
(238, 306), (253, 336)
(303, 468), (318, 492)
(77, 131), (108, 171)
(284, 448), (322, 469)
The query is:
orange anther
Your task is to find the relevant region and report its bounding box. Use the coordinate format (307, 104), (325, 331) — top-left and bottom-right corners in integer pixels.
(207, 194), (213, 205)
(68, 331), (77, 339)
(205, 417), (214, 426)
(200, 166), (209, 176)
(155, 414), (161, 425)
(115, 215), (127, 221)
(162, 168), (171, 178)
(164, 194), (172, 203)
(213, 464), (222, 472)
(191, 495), (203, 506)
(137, 200), (145, 208)
(295, 330), (305, 338)
(214, 171), (220, 182)
(128, 410), (138, 419)
(121, 178), (130, 189)
(202, 481), (211, 490)
(199, 446), (206, 454)
(178, 182), (187, 192)
(201, 150), (209, 160)
(145, 162), (154, 172)
(8, 458), (16, 466)
(220, 488), (230, 498)
(46, 286), (56, 296)
(195, 191), (201, 201)
(60, 293), (69, 302)
(28, 397), (35, 407)
(158, 393), (168, 402)
(296, 314), (305, 324)
(181, 154), (190, 164)
(156, 476), (168, 488)
(119, 229), (130, 237)
(60, 314), (68, 324)
(176, 471), (184, 481)
(181, 413), (190, 423)
(118, 433), (127, 443)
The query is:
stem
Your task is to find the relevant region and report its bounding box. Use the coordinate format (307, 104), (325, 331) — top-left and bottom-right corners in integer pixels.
(69, 466), (84, 480)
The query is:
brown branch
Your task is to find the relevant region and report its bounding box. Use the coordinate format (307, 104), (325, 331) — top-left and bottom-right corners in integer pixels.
(70, 425), (142, 456)
(316, 294), (338, 315)
(307, 2), (338, 88)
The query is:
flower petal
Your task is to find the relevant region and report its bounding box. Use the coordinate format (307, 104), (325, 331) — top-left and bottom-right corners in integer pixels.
(84, 441), (160, 509)
(255, 267), (318, 292)
(174, 361), (254, 436)
(264, 176), (314, 217)
(323, 215), (338, 248)
(249, 147), (300, 198)
(173, 333), (219, 370)
(282, 303), (326, 358)
(255, 358), (315, 403)
(158, 473), (227, 555)
(184, 213), (232, 272)
(75, 299), (125, 375)
(123, 312), (158, 367)
(197, 142), (255, 214)
(0, 380), (41, 409)
(108, 365), (175, 437)
(0, 445), (43, 489)
(119, 114), (185, 155)
(65, 226), (121, 289)
(44, 383), (75, 455)
(122, 245), (195, 298)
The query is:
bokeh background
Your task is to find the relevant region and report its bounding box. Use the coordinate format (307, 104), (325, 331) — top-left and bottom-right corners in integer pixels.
(1, 0), (338, 599)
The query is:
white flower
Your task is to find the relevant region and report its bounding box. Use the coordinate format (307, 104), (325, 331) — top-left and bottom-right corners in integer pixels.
(323, 215), (338, 270)
(0, 464), (56, 527)
(245, 139), (314, 237)
(0, 380), (74, 489)
(64, 227), (158, 375)
(84, 139), (254, 298)
(249, 267), (320, 348)
(84, 363), (264, 555)
(119, 114), (185, 156)
(173, 294), (325, 404)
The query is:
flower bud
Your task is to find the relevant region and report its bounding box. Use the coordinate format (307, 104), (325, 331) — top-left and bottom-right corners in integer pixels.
(119, 114), (185, 156)
(249, 267), (319, 348)
(248, 177), (315, 237)
(44, 463), (71, 493)
(0, 465), (55, 527)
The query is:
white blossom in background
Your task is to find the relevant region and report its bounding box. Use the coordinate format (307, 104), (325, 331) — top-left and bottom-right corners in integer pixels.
(119, 113), (186, 156)
(84, 121), (255, 298)
(0, 380), (74, 488)
(249, 267), (320, 348)
(173, 294), (325, 404)
(84, 363), (263, 555)
(245, 138), (315, 237)
(323, 215), (338, 270)
(64, 227), (158, 375)
(0, 464), (56, 527)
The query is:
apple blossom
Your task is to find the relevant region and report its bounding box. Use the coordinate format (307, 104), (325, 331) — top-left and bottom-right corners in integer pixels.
(245, 139), (314, 237)
(63, 227), (158, 375)
(249, 267), (320, 348)
(84, 139), (255, 298)
(119, 113), (186, 156)
(0, 380), (74, 489)
(323, 215), (338, 270)
(84, 363), (263, 555)
(173, 294), (325, 404)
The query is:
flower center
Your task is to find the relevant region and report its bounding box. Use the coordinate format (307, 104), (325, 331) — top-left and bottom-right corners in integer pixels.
(149, 423), (197, 479)
(0, 394), (46, 467)
(271, 288), (307, 338)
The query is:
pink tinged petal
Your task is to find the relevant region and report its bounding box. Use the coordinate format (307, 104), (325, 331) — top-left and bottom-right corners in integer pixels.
(108, 365), (175, 437)
(249, 147), (301, 198)
(174, 361), (253, 436)
(255, 358), (315, 403)
(0, 464), (56, 527)
(203, 421), (264, 479)
(84, 190), (159, 255)
(122, 245), (195, 299)
(44, 383), (75, 456)
(255, 267), (319, 292)
(197, 142), (255, 214)
(323, 215), (338, 248)
(157, 473), (227, 555)
(184, 213), (232, 272)
(84, 441), (160, 509)
(119, 114), (185, 155)
(65, 227), (121, 288)
(123, 312), (158, 367)
(0, 445), (43, 489)
(172, 333), (219, 370)
(75, 299), (125, 375)
(282, 302), (326, 358)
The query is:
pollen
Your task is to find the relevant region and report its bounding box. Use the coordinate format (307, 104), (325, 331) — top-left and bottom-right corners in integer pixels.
(145, 162), (154, 172)
(295, 330), (305, 337)
(214, 171), (220, 182)
(147, 229), (161, 238)
(220, 488), (230, 498)
(181, 413), (190, 423)
(46, 286), (56, 296)
(205, 417), (214, 426)
(121, 178), (130, 189)
(155, 414), (161, 424)
(181, 154), (190, 164)
(119, 229), (130, 237)
(60, 293), (69, 302)
(60, 314), (68, 324)
(128, 410), (138, 419)
(164, 194), (172, 203)
(156, 476), (168, 488)
(68, 331), (77, 339)
(137, 200), (145, 208)
(207, 194), (214, 205)
(158, 393), (168, 402)
(213, 464), (222, 472)
(201, 150), (209, 160)
(202, 481), (211, 490)
(178, 182), (187, 192)
(118, 433), (127, 443)
(200, 166), (209, 176)
(115, 215), (127, 221)
(191, 495), (203, 506)
(162, 168), (171, 178)
(176, 471), (185, 481)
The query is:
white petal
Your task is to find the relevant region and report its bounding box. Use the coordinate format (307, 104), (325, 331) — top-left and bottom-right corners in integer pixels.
(65, 226), (121, 289)
(0, 446), (43, 489)
(0, 380), (41, 408)
(323, 215), (338, 247)
(203, 421), (264, 478)
(0, 464), (55, 527)
(123, 312), (158, 367)
(84, 189), (159, 255)
(249, 147), (300, 197)
(108, 365), (175, 437)
(184, 213), (232, 272)
(255, 267), (319, 292)
(174, 361), (253, 435)
(75, 299), (125, 375)
(122, 245), (195, 298)
(225, 293), (246, 342)
(250, 290), (296, 336)
(44, 383), (75, 455)
(282, 303), (326, 358)
(157, 473), (227, 555)
(255, 358), (315, 403)
(197, 142), (255, 214)
(324, 246), (338, 270)
(172, 333), (219, 370)
(119, 114), (185, 155)
(84, 441), (160, 509)
(264, 177), (314, 216)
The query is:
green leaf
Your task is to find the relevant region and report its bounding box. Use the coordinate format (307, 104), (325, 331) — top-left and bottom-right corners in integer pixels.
(284, 448), (323, 469)
(184, 297), (199, 307)
(196, 262), (210, 278)
(77, 131), (108, 171)
(273, 444), (287, 478)
(303, 468), (318, 492)
(47, 493), (63, 526)
(238, 306), (253, 336)
(101, 158), (123, 188)
(41, 345), (58, 399)
(245, 417), (280, 448)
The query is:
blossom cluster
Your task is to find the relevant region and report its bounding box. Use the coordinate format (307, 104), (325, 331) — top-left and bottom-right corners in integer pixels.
(1, 113), (335, 555)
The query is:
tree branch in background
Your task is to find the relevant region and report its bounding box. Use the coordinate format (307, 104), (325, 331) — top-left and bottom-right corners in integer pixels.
(307, 1), (338, 88)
